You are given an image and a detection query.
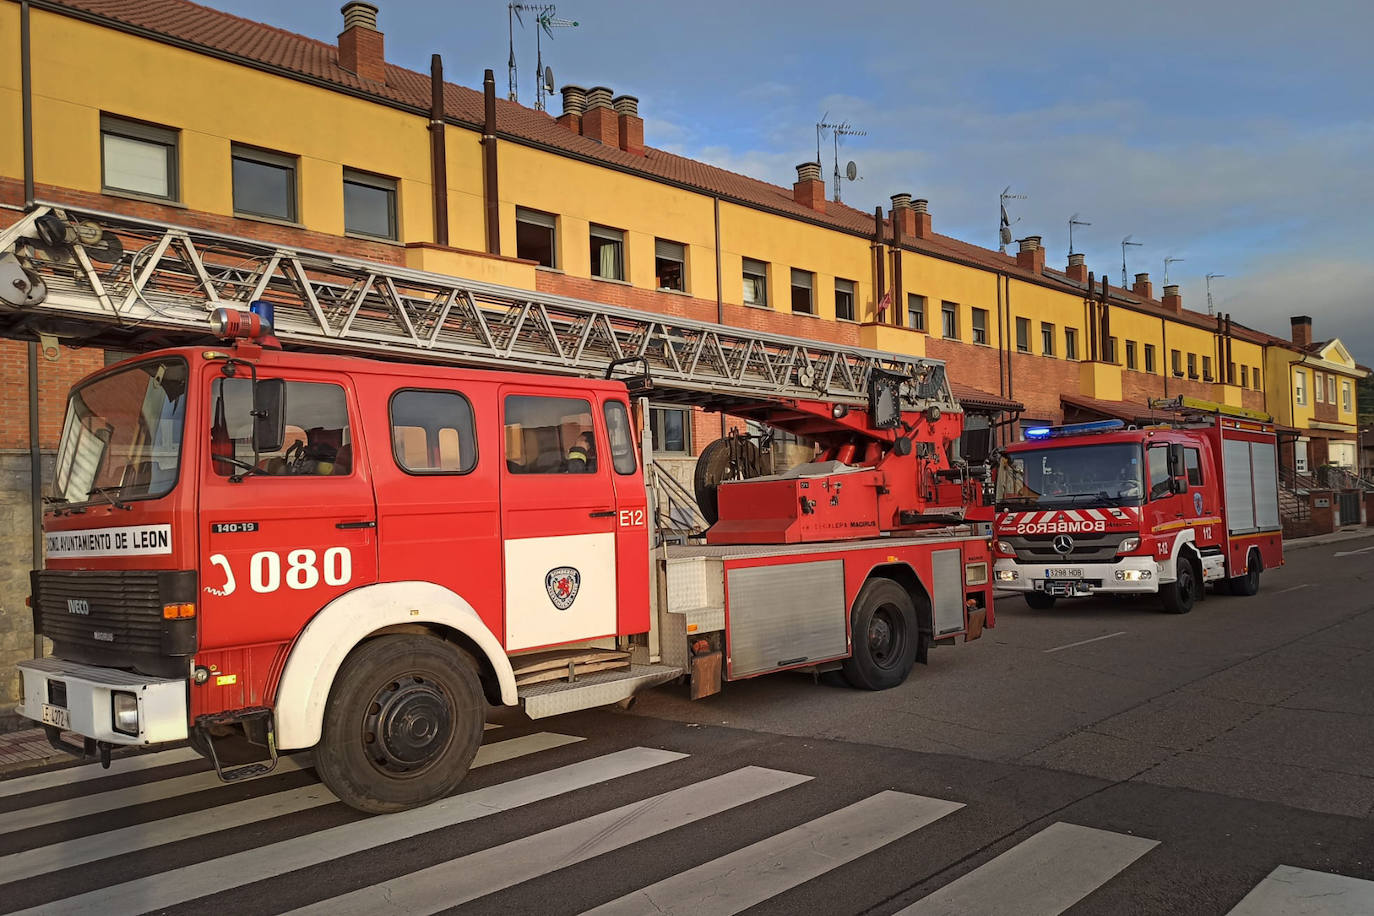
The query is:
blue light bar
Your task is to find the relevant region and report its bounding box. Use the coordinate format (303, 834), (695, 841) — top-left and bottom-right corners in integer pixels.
(1024, 419), (1125, 440)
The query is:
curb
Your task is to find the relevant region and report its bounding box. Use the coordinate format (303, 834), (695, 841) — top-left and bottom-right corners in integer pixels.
(1284, 528), (1374, 551)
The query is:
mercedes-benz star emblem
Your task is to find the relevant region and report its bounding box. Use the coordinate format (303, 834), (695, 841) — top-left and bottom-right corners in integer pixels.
(1052, 534), (1075, 555)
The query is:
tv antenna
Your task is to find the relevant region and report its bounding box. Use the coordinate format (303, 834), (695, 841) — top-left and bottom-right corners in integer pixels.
(1068, 213), (1091, 257)
(1120, 235), (1142, 287)
(1206, 273), (1225, 316)
(999, 186), (1026, 253)
(1164, 255), (1185, 287)
(534, 6), (579, 112)
(815, 117), (865, 203)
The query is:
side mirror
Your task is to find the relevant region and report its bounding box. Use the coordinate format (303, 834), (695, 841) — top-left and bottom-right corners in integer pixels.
(252, 378), (286, 453)
(1167, 442), (1186, 476)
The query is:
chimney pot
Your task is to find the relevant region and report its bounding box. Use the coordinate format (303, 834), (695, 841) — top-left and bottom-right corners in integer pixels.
(585, 86), (614, 109)
(1132, 273), (1153, 299)
(796, 162), (822, 182)
(1164, 284), (1179, 297)
(1290, 315), (1313, 348)
(1018, 235), (1042, 254)
(1162, 284), (1183, 313)
(1066, 252), (1087, 282)
(560, 85), (588, 115)
(793, 162), (826, 213)
(1016, 235), (1045, 274)
(911, 198), (928, 214)
(612, 94), (638, 116)
(1068, 252), (1085, 267)
(614, 94), (644, 155)
(341, 1), (378, 30)
(338, 1), (385, 82)
(890, 193), (913, 210)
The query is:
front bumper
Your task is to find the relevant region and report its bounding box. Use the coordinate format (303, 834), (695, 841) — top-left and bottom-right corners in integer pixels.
(16, 657), (188, 746)
(993, 556), (1162, 596)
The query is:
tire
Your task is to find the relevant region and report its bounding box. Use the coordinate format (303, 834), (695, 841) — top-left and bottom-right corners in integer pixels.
(842, 578), (920, 691)
(315, 635), (485, 814)
(1161, 556), (1198, 614)
(1024, 591), (1058, 610)
(1228, 551), (1262, 596)
(693, 438), (762, 526)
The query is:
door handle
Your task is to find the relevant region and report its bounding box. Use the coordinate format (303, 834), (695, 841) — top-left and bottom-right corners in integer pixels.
(588, 510), (617, 518)
(335, 520), (377, 529)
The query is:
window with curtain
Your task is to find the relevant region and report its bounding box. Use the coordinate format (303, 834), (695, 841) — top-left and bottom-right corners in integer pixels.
(907, 294), (926, 331)
(742, 258), (768, 308)
(101, 114), (179, 200)
(589, 224), (624, 281)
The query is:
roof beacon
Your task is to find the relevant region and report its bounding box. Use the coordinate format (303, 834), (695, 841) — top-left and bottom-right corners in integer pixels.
(1023, 419), (1125, 440)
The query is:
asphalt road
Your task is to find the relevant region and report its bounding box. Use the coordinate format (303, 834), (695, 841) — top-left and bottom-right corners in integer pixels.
(2, 531), (1373, 915)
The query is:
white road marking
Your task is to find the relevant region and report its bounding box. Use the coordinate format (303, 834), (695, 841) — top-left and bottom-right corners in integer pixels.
(1274, 584), (1312, 595)
(585, 790), (963, 916)
(1227, 865), (1374, 916)
(896, 822), (1158, 915)
(1333, 546), (1374, 558)
(0, 746), (203, 798)
(1044, 632), (1128, 654)
(0, 755), (310, 836)
(0, 733), (581, 883)
(17, 747), (687, 916)
(287, 766), (813, 916)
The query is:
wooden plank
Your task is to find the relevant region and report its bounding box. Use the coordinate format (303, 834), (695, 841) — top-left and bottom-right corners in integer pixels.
(510, 648), (629, 676)
(515, 660), (629, 687)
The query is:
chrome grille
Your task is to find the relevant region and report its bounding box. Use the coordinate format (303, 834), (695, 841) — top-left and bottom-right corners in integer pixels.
(1005, 533), (1131, 563)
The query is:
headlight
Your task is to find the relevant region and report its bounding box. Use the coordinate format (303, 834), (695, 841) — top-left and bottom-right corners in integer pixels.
(996, 540), (1015, 556)
(1118, 537), (1140, 553)
(111, 691), (139, 736)
(965, 562), (989, 586)
(1114, 569), (1153, 582)
(996, 569), (1019, 581)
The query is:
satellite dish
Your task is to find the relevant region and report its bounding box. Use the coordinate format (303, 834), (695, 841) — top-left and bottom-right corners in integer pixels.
(1000, 226), (1013, 245)
(544, 66), (555, 93)
(845, 160), (857, 181)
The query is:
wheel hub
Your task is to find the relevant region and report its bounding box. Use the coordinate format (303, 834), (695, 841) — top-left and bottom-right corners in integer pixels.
(869, 610), (895, 663)
(364, 675), (451, 773)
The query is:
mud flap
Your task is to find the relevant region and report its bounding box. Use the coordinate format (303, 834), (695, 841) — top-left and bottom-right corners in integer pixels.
(690, 650), (722, 700)
(965, 607), (987, 641)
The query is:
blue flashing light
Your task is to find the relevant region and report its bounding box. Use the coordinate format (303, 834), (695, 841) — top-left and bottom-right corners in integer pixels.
(1024, 419), (1125, 440)
(249, 300), (275, 328)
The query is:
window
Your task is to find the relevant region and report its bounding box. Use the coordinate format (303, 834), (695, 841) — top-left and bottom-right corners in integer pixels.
(742, 258), (768, 308)
(1041, 322), (1055, 357)
(390, 389), (477, 474)
(589, 224), (624, 281)
(603, 401), (638, 475)
(1105, 336), (1118, 363)
(1296, 440), (1309, 474)
(1315, 371), (1324, 402)
(100, 114), (178, 200)
(516, 207), (557, 268)
(1147, 444), (1172, 500)
(1241, 365), (1249, 388)
(231, 145), (298, 222)
(211, 380), (350, 477)
(1171, 349), (1183, 377)
(1185, 448), (1203, 487)
(1125, 340), (1137, 370)
(1227, 362), (1236, 384)
(1252, 366), (1261, 389)
(649, 406), (689, 454)
(790, 269), (814, 315)
(1187, 353), (1198, 379)
(504, 395), (597, 474)
(655, 239), (686, 291)
(907, 294), (926, 331)
(1202, 355), (1213, 382)
(971, 308), (988, 345)
(343, 168), (397, 240)
(1327, 374), (1337, 404)
(1145, 344), (1157, 374)
(1294, 369), (1307, 405)
(1016, 317), (1030, 353)
(1343, 380), (1353, 412)
(834, 278), (856, 321)
(941, 301), (958, 339)
(1064, 327), (1078, 360)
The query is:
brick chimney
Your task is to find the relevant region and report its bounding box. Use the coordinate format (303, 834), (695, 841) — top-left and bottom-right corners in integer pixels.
(557, 85), (587, 133)
(1066, 252), (1087, 283)
(614, 95), (644, 155)
(338, 2), (386, 83)
(1291, 315), (1313, 348)
(1132, 272), (1152, 300)
(793, 162), (826, 213)
(890, 194), (916, 238)
(1016, 236), (1045, 274)
(911, 198), (932, 239)
(1162, 284), (1182, 313)
(580, 86), (620, 147)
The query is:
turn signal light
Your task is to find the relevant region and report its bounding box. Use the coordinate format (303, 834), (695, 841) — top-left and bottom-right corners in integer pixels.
(163, 602), (196, 619)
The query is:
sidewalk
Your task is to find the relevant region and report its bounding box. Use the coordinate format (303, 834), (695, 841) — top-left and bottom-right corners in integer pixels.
(0, 727), (68, 775)
(1284, 525), (1374, 551)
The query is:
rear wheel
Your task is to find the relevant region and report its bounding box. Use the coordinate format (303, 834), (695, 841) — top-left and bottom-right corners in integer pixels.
(315, 635), (485, 814)
(1024, 591), (1057, 610)
(1228, 551), (1262, 596)
(1161, 556), (1198, 614)
(842, 578), (920, 691)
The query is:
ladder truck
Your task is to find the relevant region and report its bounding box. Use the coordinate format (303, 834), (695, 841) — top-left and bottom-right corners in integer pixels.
(992, 398), (1284, 614)
(0, 206), (994, 813)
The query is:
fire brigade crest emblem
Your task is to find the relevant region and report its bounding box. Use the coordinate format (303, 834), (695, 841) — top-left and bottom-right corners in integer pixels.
(545, 567), (581, 610)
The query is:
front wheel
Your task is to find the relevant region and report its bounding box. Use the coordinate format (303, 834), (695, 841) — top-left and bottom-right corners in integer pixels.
(315, 634), (485, 814)
(842, 578), (920, 691)
(1161, 557), (1198, 614)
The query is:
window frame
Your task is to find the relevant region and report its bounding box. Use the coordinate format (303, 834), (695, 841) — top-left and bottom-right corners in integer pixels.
(1125, 340), (1137, 370)
(654, 238), (687, 292)
(1171, 349), (1184, 377)
(1315, 371), (1324, 402)
(742, 258), (769, 308)
(100, 113), (180, 202)
(231, 143), (299, 223)
(790, 268), (815, 315)
(1241, 366), (1249, 388)
(971, 307), (989, 345)
(1342, 380), (1353, 412)
(1144, 344), (1157, 374)
(388, 388), (479, 476)
(589, 223), (626, 281)
(941, 301), (959, 340)
(342, 167), (398, 241)
(502, 394), (600, 476)
(515, 206), (558, 268)
(907, 294), (926, 331)
(1064, 327), (1078, 361)
(1202, 355), (1213, 382)
(834, 278), (856, 322)
(1040, 322), (1056, 357)
(603, 400), (639, 475)
(1188, 353), (1199, 379)
(649, 404), (691, 456)
(1015, 317), (1030, 353)
(1185, 447), (1204, 487)
(1327, 374), (1337, 404)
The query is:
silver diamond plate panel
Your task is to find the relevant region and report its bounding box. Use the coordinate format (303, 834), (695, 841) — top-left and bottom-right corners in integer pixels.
(725, 560), (847, 678)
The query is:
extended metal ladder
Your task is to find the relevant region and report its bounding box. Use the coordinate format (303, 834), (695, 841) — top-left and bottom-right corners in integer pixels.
(0, 204), (957, 413)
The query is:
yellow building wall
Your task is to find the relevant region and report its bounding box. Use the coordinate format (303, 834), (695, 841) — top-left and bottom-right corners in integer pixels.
(909, 254), (1004, 349)
(1006, 277), (1084, 358)
(0, 3), (21, 186)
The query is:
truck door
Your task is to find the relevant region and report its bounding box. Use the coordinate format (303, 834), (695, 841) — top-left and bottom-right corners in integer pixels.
(499, 390), (618, 651)
(198, 371), (379, 658)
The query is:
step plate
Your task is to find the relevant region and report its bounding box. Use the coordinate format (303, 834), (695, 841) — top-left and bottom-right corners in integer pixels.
(519, 664), (682, 719)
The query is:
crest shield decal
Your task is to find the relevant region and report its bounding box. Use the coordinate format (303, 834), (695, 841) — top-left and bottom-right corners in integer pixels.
(545, 566), (581, 610)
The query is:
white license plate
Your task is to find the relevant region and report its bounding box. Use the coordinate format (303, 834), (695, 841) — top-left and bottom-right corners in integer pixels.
(1045, 568), (1083, 579)
(41, 703), (70, 729)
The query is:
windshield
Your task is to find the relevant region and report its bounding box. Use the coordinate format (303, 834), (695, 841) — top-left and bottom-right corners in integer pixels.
(995, 442), (1143, 510)
(51, 358), (189, 505)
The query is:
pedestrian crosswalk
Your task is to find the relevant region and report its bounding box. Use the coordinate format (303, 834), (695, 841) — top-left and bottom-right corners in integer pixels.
(1, 724), (1371, 916)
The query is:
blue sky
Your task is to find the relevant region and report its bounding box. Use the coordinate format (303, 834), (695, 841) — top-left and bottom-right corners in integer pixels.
(209, 0), (1374, 361)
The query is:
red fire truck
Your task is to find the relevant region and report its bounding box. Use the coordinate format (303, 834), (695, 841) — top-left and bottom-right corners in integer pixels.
(992, 398), (1284, 613)
(3, 207), (994, 813)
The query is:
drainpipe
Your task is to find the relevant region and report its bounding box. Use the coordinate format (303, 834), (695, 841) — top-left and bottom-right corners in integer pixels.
(890, 217), (904, 328)
(1005, 280), (1014, 403)
(481, 69), (500, 254)
(715, 196), (725, 440)
(22, 0), (34, 206)
(872, 207), (885, 323)
(996, 273), (1005, 398)
(1161, 315), (1169, 397)
(22, 0), (42, 659)
(428, 55), (449, 246)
